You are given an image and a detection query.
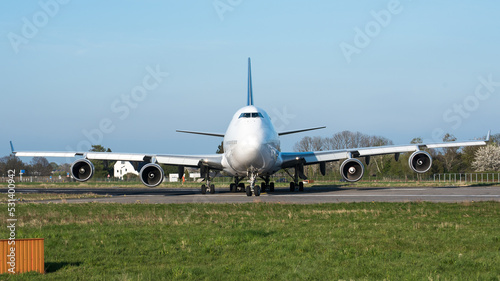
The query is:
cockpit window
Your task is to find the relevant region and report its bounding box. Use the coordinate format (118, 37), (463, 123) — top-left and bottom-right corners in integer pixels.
(239, 112), (263, 118)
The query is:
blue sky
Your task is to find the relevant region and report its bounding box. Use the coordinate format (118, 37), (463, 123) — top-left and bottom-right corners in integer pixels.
(1, 0), (499, 163)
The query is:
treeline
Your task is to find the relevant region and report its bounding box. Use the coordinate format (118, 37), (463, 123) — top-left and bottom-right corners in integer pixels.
(0, 155), (70, 178)
(293, 130), (499, 179)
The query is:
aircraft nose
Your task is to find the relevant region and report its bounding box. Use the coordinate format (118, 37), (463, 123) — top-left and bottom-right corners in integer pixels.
(232, 136), (266, 169)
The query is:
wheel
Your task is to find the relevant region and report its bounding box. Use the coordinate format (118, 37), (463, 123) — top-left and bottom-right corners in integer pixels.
(230, 183), (235, 192)
(245, 186), (252, 196)
(269, 182), (275, 192)
(299, 181), (304, 192)
(201, 184), (206, 194)
(289, 182), (295, 192)
(238, 183), (245, 192)
(210, 184), (215, 194)
(261, 182), (267, 192)
(254, 185), (261, 197)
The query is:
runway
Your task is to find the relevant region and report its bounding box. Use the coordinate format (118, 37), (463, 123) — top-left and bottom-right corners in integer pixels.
(6, 185), (500, 204)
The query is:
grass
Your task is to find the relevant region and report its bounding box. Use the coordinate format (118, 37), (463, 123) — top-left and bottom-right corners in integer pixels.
(0, 202), (499, 280)
(0, 193), (108, 203)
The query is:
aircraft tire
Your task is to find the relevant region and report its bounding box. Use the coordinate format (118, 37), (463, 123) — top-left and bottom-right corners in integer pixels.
(269, 182), (275, 192)
(299, 182), (304, 192)
(290, 182), (295, 192)
(245, 186), (252, 196)
(201, 184), (207, 194)
(210, 184), (215, 194)
(254, 185), (261, 197)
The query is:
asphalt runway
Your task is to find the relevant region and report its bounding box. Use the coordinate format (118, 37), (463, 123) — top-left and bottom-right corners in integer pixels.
(6, 185), (500, 204)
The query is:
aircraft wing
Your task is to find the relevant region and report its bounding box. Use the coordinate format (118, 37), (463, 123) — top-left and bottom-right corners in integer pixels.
(280, 135), (489, 167)
(12, 146), (224, 170)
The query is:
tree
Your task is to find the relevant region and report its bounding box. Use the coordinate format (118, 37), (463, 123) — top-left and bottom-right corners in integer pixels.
(89, 145), (115, 179)
(490, 133), (500, 145)
(461, 145), (480, 172)
(472, 144), (500, 172)
(216, 141), (224, 154)
(0, 155), (25, 176)
(441, 133), (460, 173)
(293, 136), (313, 152)
(30, 157), (52, 176)
(410, 137), (423, 144)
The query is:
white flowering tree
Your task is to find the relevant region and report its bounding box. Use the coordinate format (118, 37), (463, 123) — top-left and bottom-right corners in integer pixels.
(472, 144), (500, 172)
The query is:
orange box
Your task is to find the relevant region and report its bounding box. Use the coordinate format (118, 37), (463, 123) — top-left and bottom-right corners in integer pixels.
(0, 238), (44, 274)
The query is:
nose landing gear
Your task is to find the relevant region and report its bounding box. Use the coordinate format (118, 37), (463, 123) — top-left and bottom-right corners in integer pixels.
(246, 171), (260, 197)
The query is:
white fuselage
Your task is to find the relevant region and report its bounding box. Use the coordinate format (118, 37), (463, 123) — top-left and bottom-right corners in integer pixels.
(222, 106), (282, 176)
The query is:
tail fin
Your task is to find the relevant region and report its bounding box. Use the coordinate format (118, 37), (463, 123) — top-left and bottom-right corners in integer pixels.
(247, 57), (253, 106)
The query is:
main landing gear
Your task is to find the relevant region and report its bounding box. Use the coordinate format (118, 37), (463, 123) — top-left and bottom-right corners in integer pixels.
(259, 176), (274, 193)
(285, 164), (307, 192)
(229, 177), (245, 193)
(200, 166), (215, 194)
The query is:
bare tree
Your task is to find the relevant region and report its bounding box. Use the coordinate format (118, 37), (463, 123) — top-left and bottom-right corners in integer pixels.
(30, 157), (53, 176)
(293, 136), (314, 152)
(0, 155), (25, 176)
(441, 133), (460, 172)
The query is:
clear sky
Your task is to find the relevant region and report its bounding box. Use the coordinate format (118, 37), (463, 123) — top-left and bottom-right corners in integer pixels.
(1, 0), (499, 163)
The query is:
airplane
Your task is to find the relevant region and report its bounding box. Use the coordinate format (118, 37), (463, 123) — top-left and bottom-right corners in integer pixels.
(11, 58), (490, 196)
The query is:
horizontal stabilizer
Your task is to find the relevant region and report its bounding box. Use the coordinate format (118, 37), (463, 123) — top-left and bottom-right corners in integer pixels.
(278, 126), (326, 136)
(176, 130), (225, 138)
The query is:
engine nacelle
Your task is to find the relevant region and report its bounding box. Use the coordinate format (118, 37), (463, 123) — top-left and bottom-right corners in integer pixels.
(71, 159), (94, 182)
(340, 158), (364, 182)
(140, 163), (164, 187)
(408, 151), (432, 173)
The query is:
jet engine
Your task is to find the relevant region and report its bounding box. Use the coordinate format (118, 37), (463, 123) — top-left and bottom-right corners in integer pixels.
(140, 163), (164, 187)
(71, 159), (94, 182)
(408, 151), (432, 173)
(340, 158), (364, 182)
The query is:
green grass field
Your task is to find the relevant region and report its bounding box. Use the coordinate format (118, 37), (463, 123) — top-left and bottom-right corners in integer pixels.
(1, 202), (499, 280)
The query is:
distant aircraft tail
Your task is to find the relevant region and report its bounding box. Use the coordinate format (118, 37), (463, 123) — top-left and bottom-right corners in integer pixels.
(247, 57), (253, 106)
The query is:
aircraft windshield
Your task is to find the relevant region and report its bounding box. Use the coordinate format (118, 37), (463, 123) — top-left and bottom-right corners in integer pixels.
(239, 112), (263, 118)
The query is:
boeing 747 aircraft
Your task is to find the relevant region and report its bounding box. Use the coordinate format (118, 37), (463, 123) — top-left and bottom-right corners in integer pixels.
(11, 58), (490, 196)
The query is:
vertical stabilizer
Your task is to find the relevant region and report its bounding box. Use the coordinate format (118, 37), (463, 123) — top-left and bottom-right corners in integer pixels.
(247, 57), (253, 106)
